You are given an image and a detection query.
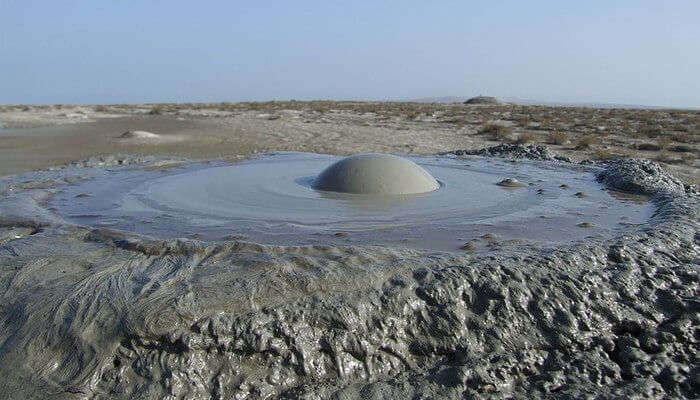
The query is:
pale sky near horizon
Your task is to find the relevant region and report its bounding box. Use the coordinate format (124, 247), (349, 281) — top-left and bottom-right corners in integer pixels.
(1, 1), (699, 108)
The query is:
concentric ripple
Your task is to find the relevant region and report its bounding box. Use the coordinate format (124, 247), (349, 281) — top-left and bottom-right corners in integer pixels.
(52, 152), (653, 251)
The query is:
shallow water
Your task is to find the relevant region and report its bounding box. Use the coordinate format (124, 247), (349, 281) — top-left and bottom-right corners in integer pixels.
(51, 152), (653, 251)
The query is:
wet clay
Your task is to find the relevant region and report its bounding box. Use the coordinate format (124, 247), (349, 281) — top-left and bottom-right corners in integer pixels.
(0, 147), (697, 399)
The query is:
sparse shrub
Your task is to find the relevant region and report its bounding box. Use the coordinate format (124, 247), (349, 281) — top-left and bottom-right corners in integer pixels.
(148, 106), (164, 115)
(94, 105), (109, 112)
(592, 149), (613, 160)
(405, 112), (421, 121)
(593, 147), (630, 160)
(546, 130), (569, 145)
(656, 136), (671, 149)
(640, 125), (663, 138)
(516, 117), (530, 127)
(575, 136), (596, 150)
(627, 128), (647, 139)
(21, 105), (30, 112)
(636, 143), (661, 151)
(440, 115), (468, 124)
(654, 151), (674, 163)
(670, 123), (689, 132)
(671, 132), (698, 143)
(514, 132), (537, 144)
(680, 153), (696, 164)
(637, 113), (656, 124)
(479, 122), (509, 134)
(217, 102), (235, 111)
(479, 123), (513, 142)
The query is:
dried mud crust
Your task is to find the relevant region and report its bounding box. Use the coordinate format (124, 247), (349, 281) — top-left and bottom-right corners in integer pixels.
(0, 149), (697, 400)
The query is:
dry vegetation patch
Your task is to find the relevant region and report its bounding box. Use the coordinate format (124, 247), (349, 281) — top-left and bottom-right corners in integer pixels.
(516, 117), (530, 127)
(546, 130), (569, 145)
(514, 132), (537, 144)
(479, 122), (513, 142)
(148, 106), (164, 115)
(2, 101), (697, 181)
(575, 136), (597, 150)
(671, 132), (698, 144)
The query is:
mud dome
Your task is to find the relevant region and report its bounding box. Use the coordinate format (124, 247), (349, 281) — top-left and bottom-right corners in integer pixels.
(0, 146), (698, 400)
(50, 152), (652, 251)
(313, 153), (440, 194)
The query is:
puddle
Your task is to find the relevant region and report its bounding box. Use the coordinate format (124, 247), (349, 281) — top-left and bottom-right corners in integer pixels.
(51, 153), (654, 251)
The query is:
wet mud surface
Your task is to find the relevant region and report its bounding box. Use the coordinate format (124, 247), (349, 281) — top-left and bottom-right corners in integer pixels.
(0, 145), (698, 399)
(49, 153), (652, 252)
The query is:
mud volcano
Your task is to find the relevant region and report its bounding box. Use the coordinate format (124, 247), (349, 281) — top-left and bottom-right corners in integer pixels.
(0, 146), (697, 399)
(312, 153), (440, 194)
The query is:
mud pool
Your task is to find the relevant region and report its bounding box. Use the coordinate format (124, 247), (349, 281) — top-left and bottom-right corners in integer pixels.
(50, 153), (653, 251)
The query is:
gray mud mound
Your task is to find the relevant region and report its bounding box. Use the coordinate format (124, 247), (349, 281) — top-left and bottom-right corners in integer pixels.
(463, 96), (501, 105)
(445, 143), (565, 161)
(0, 151), (698, 399)
(312, 153), (439, 194)
(117, 130), (160, 139)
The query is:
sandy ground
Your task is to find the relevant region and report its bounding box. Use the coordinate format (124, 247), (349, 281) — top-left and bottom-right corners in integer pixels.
(1, 102), (697, 183)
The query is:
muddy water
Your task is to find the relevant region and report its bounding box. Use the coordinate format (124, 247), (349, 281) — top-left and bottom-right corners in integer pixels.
(51, 153), (653, 251)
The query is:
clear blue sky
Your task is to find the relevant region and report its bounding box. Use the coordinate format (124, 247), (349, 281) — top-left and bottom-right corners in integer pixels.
(1, 1), (699, 107)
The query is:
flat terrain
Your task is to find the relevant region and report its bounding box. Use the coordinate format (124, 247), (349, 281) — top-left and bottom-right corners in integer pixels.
(1, 102), (697, 183)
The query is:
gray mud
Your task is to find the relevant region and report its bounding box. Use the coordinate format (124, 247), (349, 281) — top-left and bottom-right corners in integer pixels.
(0, 146), (698, 399)
(47, 152), (652, 252)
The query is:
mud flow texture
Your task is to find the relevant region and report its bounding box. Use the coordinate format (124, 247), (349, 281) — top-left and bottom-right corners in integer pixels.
(50, 153), (653, 250)
(312, 153), (440, 194)
(1, 152), (695, 400)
